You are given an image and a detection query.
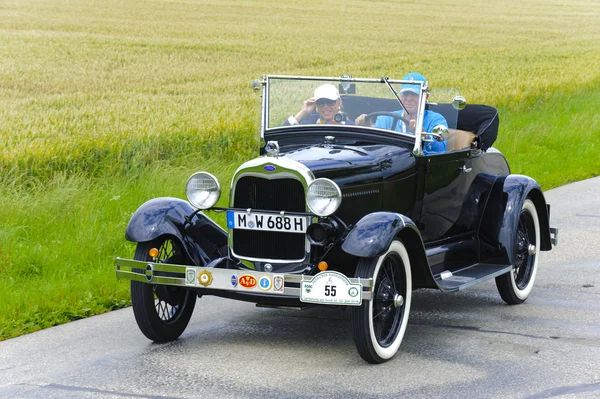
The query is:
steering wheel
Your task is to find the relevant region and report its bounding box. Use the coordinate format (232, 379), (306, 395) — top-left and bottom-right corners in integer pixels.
(365, 111), (411, 130)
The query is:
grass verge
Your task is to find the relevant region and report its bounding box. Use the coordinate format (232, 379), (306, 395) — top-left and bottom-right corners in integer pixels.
(0, 156), (247, 340)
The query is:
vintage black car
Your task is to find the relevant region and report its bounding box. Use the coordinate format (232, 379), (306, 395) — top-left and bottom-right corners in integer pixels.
(116, 75), (558, 363)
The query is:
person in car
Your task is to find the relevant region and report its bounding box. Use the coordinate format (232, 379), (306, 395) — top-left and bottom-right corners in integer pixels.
(284, 83), (354, 125)
(355, 72), (447, 154)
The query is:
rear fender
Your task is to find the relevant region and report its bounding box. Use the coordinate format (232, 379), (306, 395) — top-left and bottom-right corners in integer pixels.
(342, 212), (436, 289)
(479, 175), (552, 265)
(125, 197), (228, 266)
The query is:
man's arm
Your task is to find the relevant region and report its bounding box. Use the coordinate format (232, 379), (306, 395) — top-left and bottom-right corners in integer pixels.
(422, 111), (448, 154)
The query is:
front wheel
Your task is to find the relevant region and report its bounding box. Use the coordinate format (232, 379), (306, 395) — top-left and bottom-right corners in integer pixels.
(351, 240), (412, 364)
(131, 237), (196, 342)
(495, 199), (541, 304)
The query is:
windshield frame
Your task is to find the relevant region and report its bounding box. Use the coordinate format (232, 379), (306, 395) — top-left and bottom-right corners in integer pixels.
(259, 75), (428, 155)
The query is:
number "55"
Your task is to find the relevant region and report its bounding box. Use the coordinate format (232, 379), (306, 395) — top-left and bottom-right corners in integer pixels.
(324, 285), (337, 296)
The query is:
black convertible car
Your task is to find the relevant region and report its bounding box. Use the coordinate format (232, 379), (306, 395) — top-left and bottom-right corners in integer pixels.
(116, 75), (558, 363)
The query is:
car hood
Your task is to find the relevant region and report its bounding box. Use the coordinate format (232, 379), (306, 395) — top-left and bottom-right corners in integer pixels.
(282, 144), (415, 181)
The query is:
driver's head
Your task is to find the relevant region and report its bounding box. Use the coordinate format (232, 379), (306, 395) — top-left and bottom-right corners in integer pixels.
(400, 72), (426, 115)
(314, 84), (341, 121)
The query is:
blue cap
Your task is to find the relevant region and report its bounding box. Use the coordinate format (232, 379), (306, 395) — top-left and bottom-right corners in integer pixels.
(400, 72), (426, 95)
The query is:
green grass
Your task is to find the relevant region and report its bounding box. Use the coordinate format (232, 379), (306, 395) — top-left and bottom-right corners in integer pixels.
(1, 0), (600, 339)
(497, 82), (600, 187)
(0, 158), (242, 339)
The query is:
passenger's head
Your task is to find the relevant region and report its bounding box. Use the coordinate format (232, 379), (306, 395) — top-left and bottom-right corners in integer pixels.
(314, 84), (341, 121)
(400, 72), (426, 115)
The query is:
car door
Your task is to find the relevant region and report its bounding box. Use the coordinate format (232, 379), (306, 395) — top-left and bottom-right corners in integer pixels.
(417, 149), (477, 243)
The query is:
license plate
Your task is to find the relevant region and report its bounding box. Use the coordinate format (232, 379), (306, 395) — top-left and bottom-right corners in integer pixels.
(226, 211), (308, 233)
(300, 271), (362, 306)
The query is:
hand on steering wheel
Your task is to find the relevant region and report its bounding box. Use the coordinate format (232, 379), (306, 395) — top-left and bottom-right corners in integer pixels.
(358, 112), (413, 131)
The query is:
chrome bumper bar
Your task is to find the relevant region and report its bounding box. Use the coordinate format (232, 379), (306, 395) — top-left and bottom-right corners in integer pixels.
(115, 257), (373, 302)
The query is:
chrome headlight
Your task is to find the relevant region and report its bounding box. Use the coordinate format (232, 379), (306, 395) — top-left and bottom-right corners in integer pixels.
(306, 178), (342, 216)
(186, 172), (221, 209)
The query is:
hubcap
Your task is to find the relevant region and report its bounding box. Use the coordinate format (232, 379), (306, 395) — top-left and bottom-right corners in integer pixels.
(393, 294), (404, 308)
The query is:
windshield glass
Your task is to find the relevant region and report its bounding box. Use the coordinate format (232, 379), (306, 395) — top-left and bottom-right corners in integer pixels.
(265, 76), (423, 134)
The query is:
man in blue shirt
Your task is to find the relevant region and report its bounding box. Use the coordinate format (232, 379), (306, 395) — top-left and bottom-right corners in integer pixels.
(356, 72), (447, 154)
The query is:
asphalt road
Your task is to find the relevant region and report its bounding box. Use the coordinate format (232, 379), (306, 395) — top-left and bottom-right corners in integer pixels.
(1, 177), (599, 399)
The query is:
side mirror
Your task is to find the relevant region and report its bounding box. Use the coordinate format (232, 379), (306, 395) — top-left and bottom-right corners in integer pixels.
(452, 96), (467, 111)
(339, 74), (356, 94)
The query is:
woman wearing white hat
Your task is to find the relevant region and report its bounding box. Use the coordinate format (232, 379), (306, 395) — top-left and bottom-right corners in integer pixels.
(285, 84), (354, 126)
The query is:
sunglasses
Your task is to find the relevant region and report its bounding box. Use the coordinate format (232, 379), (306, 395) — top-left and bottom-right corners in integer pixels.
(316, 98), (337, 106)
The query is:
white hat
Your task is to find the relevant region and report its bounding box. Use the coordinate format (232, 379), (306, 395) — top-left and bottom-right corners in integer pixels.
(314, 84), (340, 101)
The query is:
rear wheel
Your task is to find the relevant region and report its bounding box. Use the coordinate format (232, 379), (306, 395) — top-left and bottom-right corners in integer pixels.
(351, 240), (412, 364)
(131, 237), (196, 342)
(495, 199), (540, 304)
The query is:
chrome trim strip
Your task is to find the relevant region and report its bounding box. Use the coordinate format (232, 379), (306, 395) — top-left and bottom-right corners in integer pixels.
(230, 156), (315, 192)
(260, 75), (267, 139)
(229, 249), (307, 265)
(116, 257), (373, 302)
(265, 75), (410, 84)
(413, 81), (427, 155)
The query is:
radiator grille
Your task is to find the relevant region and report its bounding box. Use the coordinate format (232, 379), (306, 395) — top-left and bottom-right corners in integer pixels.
(232, 230), (306, 260)
(232, 176), (306, 260)
(233, 177), (305, 212)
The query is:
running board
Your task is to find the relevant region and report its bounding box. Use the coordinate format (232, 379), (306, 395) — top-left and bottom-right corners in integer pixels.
(434, 263), (512, 293)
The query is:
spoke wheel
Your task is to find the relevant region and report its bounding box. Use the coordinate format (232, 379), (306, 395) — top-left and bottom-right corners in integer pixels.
(131, 237), (196, 342)
(496, 199), (540, 304)
(351, 240), (412, 364)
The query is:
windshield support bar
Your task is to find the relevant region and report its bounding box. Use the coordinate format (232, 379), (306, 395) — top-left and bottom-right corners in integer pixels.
(381, 77), (409, 116)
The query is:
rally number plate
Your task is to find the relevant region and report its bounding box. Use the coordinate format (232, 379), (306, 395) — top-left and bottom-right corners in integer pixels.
(300, 271), (362, 306)
(226, 211), (309, 233)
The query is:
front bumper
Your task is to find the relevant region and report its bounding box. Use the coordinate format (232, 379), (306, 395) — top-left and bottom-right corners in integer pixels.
(115, 257), (374, 304)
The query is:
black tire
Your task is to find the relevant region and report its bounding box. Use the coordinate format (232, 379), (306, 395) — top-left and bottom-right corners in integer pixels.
(495, 199), (541, 305)
(351, 240), (412, 364)
(131, 237), (196, 342)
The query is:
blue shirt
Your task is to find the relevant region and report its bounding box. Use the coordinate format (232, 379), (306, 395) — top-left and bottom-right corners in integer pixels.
(374, 110), (448, 154)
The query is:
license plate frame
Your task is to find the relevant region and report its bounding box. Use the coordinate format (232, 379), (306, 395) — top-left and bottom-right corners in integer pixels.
(226, 210), (309, 233)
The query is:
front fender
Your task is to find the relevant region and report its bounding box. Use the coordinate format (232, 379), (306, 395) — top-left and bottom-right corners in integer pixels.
(342, 212), (436, 289)
(342, 212), (418, 258)
(479, 175), (552, 265)
(125, 197), (228, 266)
(125, 197), (192, 243)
